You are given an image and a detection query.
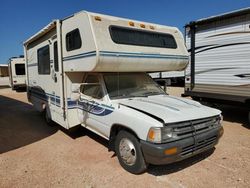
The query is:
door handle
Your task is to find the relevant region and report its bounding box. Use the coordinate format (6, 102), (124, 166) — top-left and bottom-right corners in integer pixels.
(53, 73), (57, 83)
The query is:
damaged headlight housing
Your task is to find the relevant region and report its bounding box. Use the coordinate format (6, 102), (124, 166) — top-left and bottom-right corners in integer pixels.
(212, 114), (223, 127)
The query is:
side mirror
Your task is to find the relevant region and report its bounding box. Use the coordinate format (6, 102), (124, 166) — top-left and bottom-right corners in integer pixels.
(71, 83), (81, 100)
(71, 83), (102, 101)
(72, 83), (80, 93)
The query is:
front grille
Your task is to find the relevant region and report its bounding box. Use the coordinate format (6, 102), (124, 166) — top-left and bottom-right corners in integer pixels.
(181, 136), (217, 156)
(162, 116), (221, 155)
(167, 116), (220, 139)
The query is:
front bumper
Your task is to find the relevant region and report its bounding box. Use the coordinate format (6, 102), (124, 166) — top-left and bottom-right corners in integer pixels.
(140, 126), (223, 165)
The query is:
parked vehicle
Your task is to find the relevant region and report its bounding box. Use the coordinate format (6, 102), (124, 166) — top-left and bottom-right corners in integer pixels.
(0, 64), (9, 77)
(184, 7), (250, 124)
(150, 71), (185, 87)
(8, 56), (26, 90)
(24, 11), (223, 174)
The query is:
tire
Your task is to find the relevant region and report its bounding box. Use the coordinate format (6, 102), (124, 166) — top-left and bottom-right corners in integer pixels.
(115, 130), (148, 174)
(44, 108), (54, 126)
(248, 111), (250, 126)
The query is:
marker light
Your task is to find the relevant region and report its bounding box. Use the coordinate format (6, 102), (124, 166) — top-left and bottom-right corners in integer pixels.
(147, 127), (161, 143)
(140, 24), (146, 28)
(129, 21), (135, 26)
(164, 147), (177, 155)
(94, 16), (102, 21)
(149, 25), (155, 30)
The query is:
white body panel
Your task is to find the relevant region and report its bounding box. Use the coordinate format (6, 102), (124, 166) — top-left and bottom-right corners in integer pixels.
(8, 57), (26, 90)
(185, 10), (250, 103)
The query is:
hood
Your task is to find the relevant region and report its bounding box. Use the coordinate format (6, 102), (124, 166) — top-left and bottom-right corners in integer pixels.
(118, 95), (221, 124)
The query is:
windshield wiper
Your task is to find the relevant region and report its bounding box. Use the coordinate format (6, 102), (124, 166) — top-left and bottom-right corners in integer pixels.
(142, 91), (163, 96)
(127, 94), (148, 98)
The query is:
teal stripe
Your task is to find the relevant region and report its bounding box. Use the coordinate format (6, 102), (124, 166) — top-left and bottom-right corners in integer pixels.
(60, 50), (188, 62)
(100, 51), (188, 60)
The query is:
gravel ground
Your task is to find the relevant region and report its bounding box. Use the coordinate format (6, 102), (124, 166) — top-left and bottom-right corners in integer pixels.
(0, 87), (249, 188)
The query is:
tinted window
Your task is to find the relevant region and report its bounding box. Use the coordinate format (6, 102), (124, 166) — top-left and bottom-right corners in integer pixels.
(110, 26), (177, 49)
(80, 75), (103, 99)
(15, 64), (25, 75)
(66, 29), (82, 51)
(54, 42), (59, 72)
(37, 45), (50, 75)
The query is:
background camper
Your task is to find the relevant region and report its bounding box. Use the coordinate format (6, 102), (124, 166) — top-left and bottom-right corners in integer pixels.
(150, 70), (185, 88)
(184, 8), (250, 123)
(24, 11), (223, 174)
(8, 56), (26, 90)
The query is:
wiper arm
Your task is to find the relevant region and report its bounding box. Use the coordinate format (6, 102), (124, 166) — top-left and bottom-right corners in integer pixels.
(142, 91), (162, 96)
(127, 94), (148, 98)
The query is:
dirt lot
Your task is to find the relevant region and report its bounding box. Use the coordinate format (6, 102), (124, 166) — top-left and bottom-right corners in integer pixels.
(0, 88), (250, 188)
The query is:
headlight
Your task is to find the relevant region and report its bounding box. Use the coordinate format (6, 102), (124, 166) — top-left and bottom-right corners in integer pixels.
(161, 127), (174, 141)
(147, 127), (174, 143)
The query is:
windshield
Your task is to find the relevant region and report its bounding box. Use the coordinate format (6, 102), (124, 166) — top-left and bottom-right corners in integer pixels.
(103, 73), (166, 99)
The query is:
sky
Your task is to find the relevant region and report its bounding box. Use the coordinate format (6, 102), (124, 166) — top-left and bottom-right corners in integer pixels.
(0, 0), (250, 64)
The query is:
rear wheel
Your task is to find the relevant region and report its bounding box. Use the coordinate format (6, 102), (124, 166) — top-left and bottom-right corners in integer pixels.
(248, 111), (250, 126)
(115, 130), (147, 174)
(44, 108), (54, 126)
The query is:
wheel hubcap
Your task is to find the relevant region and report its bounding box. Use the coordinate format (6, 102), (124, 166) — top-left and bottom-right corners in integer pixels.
(119, 138), (137, 166)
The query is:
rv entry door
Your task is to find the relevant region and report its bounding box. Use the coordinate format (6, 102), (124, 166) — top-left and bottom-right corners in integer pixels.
(49, 37), (62, 122)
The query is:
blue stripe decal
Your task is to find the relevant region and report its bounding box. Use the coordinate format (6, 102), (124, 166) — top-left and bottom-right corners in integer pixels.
(62, 50), (188, 62)
(68, 99), (113, 116)
(99, 51), (189, 60)
(29, 88), (114, 116)
(63, 51), (96, 61)
(30, 88), (61, 107)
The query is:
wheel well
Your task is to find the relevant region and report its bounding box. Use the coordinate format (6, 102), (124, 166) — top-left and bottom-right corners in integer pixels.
(245, 99), (250, 108)
(109, 124), (139, 152)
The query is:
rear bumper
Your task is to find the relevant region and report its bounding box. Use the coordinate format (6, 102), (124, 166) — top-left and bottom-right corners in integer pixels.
(13, 84), (26, 90)
(140, 126), (223, 165)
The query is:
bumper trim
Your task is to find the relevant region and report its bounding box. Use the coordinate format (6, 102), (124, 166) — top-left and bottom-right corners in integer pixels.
(140, 127), (223, 165)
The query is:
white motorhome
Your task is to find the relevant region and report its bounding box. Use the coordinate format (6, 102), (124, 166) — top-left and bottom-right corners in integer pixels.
(8, 56), (26, 90)
(184, 7), (250, 123)
(24, 11), (223, 174)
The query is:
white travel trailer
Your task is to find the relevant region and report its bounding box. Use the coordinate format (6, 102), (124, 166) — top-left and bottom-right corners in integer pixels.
(8, 56), (26, 90)
(150, 70), (184, 87)
(24, 11), (223, 174)
(184, 8), (250, 123)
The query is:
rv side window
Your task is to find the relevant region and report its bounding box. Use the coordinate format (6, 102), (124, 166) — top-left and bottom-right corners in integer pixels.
(110, 26), (177, 49)
(37, 45), (50, 75)
(66, 29), (82, 51)
(80, 75), (104, 99)
(15, 64), (25, 75)
(54, 42), (59, 72)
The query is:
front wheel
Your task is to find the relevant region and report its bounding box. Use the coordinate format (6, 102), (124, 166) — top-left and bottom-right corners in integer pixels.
(115, 131), (148, 174)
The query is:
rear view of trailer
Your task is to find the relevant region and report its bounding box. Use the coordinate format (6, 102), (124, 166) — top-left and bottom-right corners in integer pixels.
(184, 8), (250, 121)
(8, 56), (26, 90)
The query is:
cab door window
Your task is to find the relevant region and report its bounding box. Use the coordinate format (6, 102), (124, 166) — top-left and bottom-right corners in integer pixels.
(81, 75), (104, 99)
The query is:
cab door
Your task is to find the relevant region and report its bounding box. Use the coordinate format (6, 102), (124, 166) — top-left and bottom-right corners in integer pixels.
(78, 74), (113, 137)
